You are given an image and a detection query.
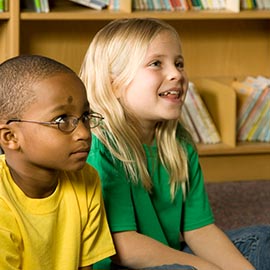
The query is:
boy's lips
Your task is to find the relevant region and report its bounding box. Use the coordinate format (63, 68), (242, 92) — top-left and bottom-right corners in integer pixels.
(71, 147), (90, 155)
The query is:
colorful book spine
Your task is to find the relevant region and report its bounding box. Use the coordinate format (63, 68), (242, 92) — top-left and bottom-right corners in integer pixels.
(185, 82), (221, 144)
(238, 87), (269, 141)
(34, 0), (41, 12)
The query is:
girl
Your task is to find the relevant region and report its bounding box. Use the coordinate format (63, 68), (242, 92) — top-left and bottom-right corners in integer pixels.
(80, 18), (269, 270)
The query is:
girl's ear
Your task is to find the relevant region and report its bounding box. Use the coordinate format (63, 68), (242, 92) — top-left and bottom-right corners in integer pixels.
(0, 124), (20, 150)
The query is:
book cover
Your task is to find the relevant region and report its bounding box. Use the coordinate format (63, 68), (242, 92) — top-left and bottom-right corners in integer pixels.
(181, 104), (201, 143)
(257, 109), (270, 142)
(247, 101), (270, 141)
(40, 0), (50, 12)
(184, 85), (208, 143)
(69, 0), (108, 10)
(226, 0), (240, 11)
(188, 82), (221, 144)
(21, 0), (40, 12)
(0, 0), (4, 12)
(234, 77), (264, 131)
(237, 87), (269, 141)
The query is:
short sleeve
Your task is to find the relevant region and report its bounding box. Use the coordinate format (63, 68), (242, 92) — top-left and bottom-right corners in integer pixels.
(183, 144), (214, 231)
(0, 200), (22, 269)
(79, 167), (115, 266)
(87, 136), (137, 232)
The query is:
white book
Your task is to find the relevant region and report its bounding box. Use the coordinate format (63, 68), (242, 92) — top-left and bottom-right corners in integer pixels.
(200, 0), (209, 9)
(181, 105), (200, 143)
(226, 0), (240, 12)
(69, 0), (107, 10)
(256, 0), (265, 9)
(40, 0), (50, 12)
(263, 0), (270, 9)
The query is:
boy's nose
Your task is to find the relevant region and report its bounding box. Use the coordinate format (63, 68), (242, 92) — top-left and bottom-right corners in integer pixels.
(74, 120), (91, 141)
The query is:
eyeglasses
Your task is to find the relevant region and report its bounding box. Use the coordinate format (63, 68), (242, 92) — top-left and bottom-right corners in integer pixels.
(6, 112), (104, 133)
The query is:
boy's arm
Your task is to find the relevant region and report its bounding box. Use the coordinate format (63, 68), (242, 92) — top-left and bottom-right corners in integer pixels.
(184, 224), (255, 270)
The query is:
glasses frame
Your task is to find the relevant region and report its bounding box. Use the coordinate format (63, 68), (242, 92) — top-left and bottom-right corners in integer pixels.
(6, 112), (104, 133)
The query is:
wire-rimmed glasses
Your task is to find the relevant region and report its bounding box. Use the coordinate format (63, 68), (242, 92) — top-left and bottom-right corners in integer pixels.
(6, 112), (104, 133)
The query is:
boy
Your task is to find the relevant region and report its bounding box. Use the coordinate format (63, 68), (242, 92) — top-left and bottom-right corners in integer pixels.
(0, 55), (115, 270)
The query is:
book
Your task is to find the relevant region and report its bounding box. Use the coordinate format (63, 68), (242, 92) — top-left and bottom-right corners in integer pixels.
(40, 0), (50, 12)
(69, 0), (108, 10)
(185, 82), (221, 144)
(226, 0), (240, 11)
(246, 99), (270, 141)
(4, 0), (8, 11)
(21, 0), (39, 12)
(233, 77), (265, 131)
(238, 87), (269, 141)
(181, 104), (200, 143)
(233, 76), (270, 142)
(34, 0), (41, 12)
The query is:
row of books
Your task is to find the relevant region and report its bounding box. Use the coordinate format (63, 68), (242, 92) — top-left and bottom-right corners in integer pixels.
(0, 0), (8, 12)
(69, 0), (108, 10)
(21, 0), (50, 12)
(18, 0), (270, 11)
(241, 0), (270, 10)
(133, 0), (225, 10)
(233, 76), (270, 142)
(181, 82), (221, 144)
(132, 0), (270, 11)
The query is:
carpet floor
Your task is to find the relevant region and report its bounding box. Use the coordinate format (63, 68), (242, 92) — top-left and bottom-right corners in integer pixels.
(205, 180), (270, 231)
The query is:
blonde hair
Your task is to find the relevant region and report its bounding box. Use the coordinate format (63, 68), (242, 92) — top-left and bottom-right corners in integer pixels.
(80, 18), (192, 199)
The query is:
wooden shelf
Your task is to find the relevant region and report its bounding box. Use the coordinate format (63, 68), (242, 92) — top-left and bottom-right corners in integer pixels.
(198, 142), (270, 156)
(1, 0), (269, 182)
(0, 12), (9, 19)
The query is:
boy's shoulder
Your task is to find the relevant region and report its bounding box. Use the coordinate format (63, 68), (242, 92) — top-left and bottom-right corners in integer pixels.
(65, 162), (100, 185)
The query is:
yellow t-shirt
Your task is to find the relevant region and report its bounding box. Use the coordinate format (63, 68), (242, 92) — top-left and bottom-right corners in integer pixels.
(0, 155), (115, 270)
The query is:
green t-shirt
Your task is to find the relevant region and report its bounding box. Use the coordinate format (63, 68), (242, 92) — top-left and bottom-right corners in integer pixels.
(88, 134), (214, 269)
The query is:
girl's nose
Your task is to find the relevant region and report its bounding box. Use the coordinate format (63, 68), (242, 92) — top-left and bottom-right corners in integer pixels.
(167, 66), (182, 81)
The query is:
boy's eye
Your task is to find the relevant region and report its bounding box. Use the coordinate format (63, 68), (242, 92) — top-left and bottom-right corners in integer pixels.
(82, 111), (91, 122)
(54, 115), (68, 124)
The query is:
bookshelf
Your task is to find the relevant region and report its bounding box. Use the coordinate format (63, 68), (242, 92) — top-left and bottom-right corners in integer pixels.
(1, 0), (270, 182)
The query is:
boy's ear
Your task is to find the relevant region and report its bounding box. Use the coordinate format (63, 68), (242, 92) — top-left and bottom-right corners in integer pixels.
(0, 124), (20, 150)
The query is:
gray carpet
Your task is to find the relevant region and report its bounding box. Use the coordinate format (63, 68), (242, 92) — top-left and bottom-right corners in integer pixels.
(205, 180), (270, 231)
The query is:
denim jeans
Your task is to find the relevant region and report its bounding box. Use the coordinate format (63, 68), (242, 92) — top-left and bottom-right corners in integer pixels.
(113, 225), (270, 270)
(225, 225), (270, 270)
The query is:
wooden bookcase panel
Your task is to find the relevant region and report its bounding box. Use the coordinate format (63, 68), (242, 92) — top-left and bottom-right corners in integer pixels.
(193, 78), (236, 147)
(20, 20), (108, 73)
(1, 0), (269, 181)
(200, 153), (270, 182)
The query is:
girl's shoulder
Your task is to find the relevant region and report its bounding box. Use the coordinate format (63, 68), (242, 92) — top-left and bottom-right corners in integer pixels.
(89, 133), (109, 154)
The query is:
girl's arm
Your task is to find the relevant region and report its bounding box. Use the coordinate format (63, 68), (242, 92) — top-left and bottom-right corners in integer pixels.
(79, 266), (92, 270)
(184, 224), (255, 270)
(111, 230), (222, 270)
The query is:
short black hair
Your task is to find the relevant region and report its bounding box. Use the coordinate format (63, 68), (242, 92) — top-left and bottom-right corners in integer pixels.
(0, 55), (76, 120)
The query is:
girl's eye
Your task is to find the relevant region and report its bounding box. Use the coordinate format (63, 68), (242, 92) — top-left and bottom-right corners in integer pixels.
(149, 60), (161, 67)
(176, 61), (184, 69)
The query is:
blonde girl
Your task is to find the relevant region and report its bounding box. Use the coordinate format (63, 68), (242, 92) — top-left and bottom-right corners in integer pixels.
(80, 18), (268, 270)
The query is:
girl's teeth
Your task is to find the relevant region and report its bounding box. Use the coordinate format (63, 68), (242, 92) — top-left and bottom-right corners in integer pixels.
(159, 90), (179, 96)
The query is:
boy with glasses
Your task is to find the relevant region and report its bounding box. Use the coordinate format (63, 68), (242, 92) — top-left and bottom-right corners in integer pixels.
(0, 55), (115, 270)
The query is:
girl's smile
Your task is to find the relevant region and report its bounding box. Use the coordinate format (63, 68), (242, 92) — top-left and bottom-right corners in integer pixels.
(121, 30), (188, 131)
